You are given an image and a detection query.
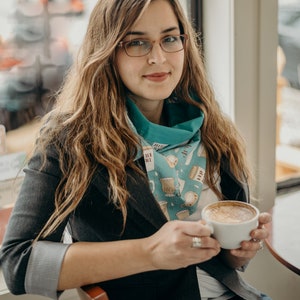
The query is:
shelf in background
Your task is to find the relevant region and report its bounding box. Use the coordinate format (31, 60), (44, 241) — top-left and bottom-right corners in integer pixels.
(276, 144), (300, 192)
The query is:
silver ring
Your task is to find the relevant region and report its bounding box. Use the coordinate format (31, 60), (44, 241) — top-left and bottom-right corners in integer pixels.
(192, 237), (202, 248)
(258, 240), (264, 251)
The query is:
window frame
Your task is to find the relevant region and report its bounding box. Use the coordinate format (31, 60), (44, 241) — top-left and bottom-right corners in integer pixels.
(190, 0), (203, 34)
(203, 0), (278, 211)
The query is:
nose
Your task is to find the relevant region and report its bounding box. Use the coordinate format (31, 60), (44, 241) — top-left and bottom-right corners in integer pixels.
(147, 43), (167, 65)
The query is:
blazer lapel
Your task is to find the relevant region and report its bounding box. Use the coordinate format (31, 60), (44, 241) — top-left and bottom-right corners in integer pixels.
(92, 165), (167, 231)
(126, 169), (168, 229)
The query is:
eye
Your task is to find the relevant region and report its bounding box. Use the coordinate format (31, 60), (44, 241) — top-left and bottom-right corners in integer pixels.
(126, 40), (148, 48)
(162, 35), (180, 44)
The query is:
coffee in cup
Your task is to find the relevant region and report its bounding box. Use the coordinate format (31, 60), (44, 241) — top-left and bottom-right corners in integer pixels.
(201, 200), (259, 249)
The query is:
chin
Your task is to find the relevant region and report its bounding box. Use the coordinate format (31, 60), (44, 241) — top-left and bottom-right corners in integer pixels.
(147, 91), (174, 101)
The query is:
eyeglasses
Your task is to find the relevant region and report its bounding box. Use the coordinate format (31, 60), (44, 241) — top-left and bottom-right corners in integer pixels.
(118, 34), (188, 57)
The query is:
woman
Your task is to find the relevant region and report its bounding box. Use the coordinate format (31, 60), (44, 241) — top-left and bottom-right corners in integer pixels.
(0, 1), (272, 299)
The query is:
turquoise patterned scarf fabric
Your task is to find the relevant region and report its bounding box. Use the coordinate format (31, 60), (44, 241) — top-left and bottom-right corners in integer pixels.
(127, 97), (206, 220)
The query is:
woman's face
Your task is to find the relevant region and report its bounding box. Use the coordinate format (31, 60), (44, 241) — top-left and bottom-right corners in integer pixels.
(116, 0), (185, 106)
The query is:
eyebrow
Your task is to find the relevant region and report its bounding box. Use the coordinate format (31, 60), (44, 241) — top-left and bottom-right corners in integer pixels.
(125, 26), (180, 37)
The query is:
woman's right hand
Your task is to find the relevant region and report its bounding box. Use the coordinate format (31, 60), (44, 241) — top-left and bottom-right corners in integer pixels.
(145, 220), (221, 270)
(58, 220), (220, 290)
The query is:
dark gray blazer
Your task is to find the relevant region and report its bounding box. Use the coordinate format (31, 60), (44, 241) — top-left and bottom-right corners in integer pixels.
(0, 145), (267, 300)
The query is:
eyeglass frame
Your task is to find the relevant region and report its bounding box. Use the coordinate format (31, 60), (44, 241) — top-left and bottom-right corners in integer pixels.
(118, 33), (188, 57)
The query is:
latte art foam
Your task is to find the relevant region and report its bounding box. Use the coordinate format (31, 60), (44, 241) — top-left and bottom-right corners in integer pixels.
(205, 205), (255, 223)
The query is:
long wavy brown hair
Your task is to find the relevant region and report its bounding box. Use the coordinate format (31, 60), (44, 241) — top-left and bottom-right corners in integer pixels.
(35, 0), (252, 238)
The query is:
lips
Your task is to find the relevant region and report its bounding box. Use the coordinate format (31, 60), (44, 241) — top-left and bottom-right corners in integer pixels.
(143, 72), (170, 82)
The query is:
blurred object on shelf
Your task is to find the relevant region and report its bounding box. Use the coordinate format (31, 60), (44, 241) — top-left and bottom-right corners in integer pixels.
(0, 149), (25, 246)
(0, 125), (6, 155)
(276, 144), (300, 186)
(279, 86), (300, 148)
(276, 9), (300, 188)
(276, 46), (288, 145)
(5, 119), (41, 155)
(0, 0), (89, 132)
(278, 3), (300, 90)
(0, 151), (26, 211)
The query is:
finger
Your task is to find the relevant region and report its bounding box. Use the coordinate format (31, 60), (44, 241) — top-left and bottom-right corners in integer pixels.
(231, 240), (262, 258)
(240, 239), (264, 252)
(258, 212), (272, 226)
(231, 248), (257, 259)
(190, 236), (220, 250)
(189, 237), (221, 262)
(179, 220), (213, 237)
(251, 227), (269, 240)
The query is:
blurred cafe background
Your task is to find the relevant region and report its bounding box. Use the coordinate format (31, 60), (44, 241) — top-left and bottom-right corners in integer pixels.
(0, 0), (91, 133)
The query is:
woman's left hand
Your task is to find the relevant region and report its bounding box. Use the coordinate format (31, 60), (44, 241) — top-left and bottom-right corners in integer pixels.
(221, 212), (272, 268)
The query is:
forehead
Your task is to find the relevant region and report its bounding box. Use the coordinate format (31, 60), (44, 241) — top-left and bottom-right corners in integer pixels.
(130, 0), (180, 34)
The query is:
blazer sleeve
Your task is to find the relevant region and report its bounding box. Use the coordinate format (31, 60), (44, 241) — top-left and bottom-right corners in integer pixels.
(0, 146), (71, 299)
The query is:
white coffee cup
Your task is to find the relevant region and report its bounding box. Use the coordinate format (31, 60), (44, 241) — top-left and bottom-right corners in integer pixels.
(201, 200), (259, 249)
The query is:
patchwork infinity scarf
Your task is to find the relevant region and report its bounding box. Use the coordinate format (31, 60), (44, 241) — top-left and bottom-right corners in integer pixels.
(127, 97), (206, 220)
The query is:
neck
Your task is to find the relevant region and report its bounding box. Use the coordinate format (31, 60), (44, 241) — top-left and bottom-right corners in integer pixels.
(130, 96), (166, 125)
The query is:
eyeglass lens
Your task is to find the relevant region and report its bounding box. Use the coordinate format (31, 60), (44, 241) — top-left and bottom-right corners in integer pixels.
(123, 35), (186, 57)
